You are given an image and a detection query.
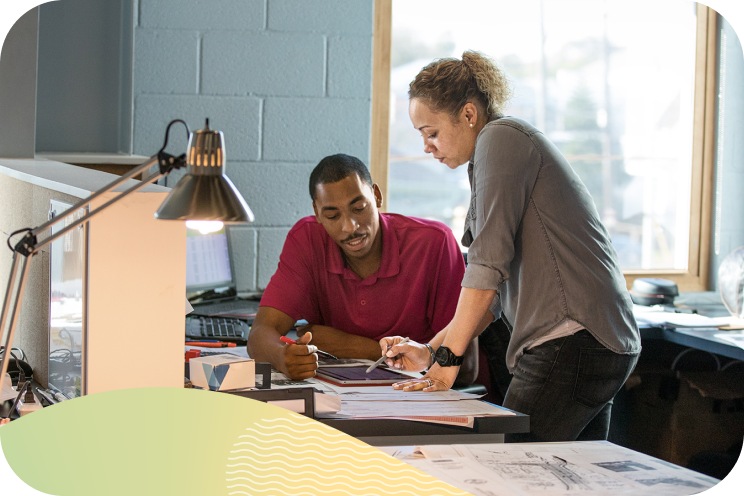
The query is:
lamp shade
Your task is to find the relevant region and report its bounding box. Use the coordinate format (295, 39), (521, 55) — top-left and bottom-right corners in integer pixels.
(155, 120), (254, 223)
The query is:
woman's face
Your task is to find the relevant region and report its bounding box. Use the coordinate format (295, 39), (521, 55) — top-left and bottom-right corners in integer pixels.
(409, 98), (477, 170)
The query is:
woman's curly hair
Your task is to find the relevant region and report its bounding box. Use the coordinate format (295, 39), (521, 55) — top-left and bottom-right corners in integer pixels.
(409, 50), (511, 120)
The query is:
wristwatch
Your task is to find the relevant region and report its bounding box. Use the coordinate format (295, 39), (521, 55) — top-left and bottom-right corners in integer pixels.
(434, 346), (464, 367)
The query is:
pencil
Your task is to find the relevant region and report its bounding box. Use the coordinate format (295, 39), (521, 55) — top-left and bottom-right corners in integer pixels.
(366, 337), (410, 373)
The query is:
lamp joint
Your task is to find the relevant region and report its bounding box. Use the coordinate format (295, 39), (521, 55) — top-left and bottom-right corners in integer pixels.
(157, 152), (187, 175)
(13, 232), (37, 257)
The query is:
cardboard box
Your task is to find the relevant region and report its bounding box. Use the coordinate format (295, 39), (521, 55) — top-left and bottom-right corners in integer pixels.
(189, 354), (255, 391)
(621, 366), (744, 467)
(667, 370), (744, 466)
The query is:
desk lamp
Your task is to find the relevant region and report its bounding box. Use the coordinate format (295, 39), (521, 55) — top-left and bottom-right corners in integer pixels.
(0, 118), (254, 401)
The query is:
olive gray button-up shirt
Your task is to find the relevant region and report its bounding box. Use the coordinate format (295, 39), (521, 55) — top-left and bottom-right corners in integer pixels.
(462, 117), (640, 371)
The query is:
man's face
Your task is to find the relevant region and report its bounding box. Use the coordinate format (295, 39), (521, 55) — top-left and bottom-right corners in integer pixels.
(312, 174), (382, 263)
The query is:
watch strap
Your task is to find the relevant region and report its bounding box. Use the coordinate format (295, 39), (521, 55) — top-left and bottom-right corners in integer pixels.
(435, 345), (464, 366)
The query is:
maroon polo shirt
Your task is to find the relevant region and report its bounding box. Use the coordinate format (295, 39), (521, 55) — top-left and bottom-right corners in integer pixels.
(260, 213), (464, 342)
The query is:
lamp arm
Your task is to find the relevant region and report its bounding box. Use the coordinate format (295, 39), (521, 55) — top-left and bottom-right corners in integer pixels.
(0, 251), (33, 398)
(1, 118), (189, 407)
(13, 151), (186, 257)
(1, 152), (185, 404)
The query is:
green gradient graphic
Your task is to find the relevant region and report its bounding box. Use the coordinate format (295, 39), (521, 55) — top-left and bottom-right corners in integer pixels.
(0, 387), (467, 495)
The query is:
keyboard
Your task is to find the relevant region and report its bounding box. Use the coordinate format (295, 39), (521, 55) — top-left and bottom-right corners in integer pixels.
(185, 315), (249, 343)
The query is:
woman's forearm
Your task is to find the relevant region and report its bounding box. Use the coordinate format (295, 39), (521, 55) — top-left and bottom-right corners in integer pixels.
(439, 287), (497, 356)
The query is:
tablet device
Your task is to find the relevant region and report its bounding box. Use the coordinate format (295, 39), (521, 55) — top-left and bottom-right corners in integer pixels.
(315, 365), (412, 386)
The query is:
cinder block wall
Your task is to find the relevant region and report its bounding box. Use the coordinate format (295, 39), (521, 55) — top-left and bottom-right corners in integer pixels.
(132, 0), (374, 291)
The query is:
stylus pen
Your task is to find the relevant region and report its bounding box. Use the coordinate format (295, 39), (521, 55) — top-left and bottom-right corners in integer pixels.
(279, 336), (338, 360)
(366, 337), (410, 373)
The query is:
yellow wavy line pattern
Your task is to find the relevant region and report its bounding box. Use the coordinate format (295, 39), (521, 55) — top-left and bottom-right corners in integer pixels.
(0, 388), (469, 495)
(224, 416), (463, 495)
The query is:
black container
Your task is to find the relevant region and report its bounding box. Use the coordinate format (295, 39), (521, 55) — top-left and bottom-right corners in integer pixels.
(630, 278), (679, 306)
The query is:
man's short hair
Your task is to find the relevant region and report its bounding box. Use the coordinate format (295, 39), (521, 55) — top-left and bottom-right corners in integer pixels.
(309, 154), (373, 200)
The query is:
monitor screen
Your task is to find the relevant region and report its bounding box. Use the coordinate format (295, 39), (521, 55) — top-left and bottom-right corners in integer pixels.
(185, 227), (234, 299)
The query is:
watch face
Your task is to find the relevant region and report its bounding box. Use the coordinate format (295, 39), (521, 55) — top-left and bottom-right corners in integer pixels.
(435, 346), (463, 366)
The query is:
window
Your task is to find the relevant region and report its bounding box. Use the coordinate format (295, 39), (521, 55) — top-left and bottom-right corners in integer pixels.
(371, 0), (717, 291)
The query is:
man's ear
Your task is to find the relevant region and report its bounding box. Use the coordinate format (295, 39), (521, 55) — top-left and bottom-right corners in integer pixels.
(312, 201), (321, 221)
(373, 184), (383, 208)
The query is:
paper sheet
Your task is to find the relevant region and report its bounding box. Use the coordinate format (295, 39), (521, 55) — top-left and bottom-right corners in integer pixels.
(380, 441), (719, 495)
(321, 398), (515, 419)
(713, 330), (744, 350)
(1, 374), (18, 403)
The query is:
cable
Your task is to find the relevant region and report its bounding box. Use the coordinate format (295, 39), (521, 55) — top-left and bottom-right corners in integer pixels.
(6, 227), (32, 252)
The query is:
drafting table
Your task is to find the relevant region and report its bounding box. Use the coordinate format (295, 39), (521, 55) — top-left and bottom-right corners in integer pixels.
(380, 440), (721, 495)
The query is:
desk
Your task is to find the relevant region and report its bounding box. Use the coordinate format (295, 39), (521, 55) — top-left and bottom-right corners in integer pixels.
(637, 291), (744, 362)
(640, 325), (744, 362)
(319, 408), (529, 446)
(225, 378), (529, 447)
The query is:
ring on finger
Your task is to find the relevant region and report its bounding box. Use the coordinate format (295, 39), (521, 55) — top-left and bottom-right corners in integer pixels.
(426, 379), (433, 388)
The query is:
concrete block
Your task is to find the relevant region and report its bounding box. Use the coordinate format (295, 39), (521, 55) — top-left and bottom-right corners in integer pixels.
(263, 97), (370, 162)
(268, 0), (373, 34)
(257, 227), (291, 289)
(139, 0), (265, 30)
(135, 29), (199, 94)
(227, 161), (315, 227)
(328, 36), (372, 98)
(133, 95), (261, 161)
(202, 32), (325, 97)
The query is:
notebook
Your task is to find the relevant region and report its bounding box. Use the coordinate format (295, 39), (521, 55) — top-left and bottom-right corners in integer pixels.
(185, 227), (259, 322)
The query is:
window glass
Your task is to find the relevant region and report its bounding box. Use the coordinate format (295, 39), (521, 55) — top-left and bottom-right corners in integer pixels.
(389, 0), (697, 271)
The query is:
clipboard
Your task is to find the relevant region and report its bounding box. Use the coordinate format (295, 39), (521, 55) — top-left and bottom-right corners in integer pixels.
(315, 365), (411, 386)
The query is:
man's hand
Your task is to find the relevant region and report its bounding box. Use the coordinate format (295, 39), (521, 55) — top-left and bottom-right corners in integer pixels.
(296, 324), (381, 360)
(279, 331), (318, 380)
(247, 306), (319, 380)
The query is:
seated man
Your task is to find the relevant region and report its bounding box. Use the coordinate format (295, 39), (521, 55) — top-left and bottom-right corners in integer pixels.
(247, 153), (471, 381)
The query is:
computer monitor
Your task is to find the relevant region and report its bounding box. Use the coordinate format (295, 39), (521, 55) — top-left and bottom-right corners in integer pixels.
(185, 227), (235, 301)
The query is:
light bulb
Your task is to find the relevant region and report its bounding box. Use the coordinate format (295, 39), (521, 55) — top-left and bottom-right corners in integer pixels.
(186, 220), (224, 234)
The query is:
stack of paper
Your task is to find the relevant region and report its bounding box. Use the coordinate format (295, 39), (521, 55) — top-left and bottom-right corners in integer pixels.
(633, 305), (743, 328)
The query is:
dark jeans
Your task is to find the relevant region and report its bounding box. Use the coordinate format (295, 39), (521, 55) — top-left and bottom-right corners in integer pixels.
(503, 329), (639, 443)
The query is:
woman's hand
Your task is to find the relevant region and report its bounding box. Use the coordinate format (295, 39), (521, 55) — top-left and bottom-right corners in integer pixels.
(378, 336), (430, 372)
(392, 363), (460, 392)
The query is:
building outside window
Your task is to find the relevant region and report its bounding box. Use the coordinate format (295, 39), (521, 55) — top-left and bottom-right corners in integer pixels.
(384, 0), (707, 284)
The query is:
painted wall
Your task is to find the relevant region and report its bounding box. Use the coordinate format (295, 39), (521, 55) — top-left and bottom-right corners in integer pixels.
(131, 0), (374, 291)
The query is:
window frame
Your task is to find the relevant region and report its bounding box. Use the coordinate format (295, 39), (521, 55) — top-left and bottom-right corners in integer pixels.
(370, 0), (717, 291)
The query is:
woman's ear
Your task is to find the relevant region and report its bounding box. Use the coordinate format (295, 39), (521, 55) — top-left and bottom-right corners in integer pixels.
(462, 102), (479, 127)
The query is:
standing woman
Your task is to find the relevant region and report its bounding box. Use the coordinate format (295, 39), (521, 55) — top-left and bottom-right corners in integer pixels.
(382, 51), (641, 442)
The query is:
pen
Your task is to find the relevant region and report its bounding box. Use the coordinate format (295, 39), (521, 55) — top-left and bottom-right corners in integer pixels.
(279, 335), (338, 360)
(186, 341), (237, 348)
(366, 337), (410, 373)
